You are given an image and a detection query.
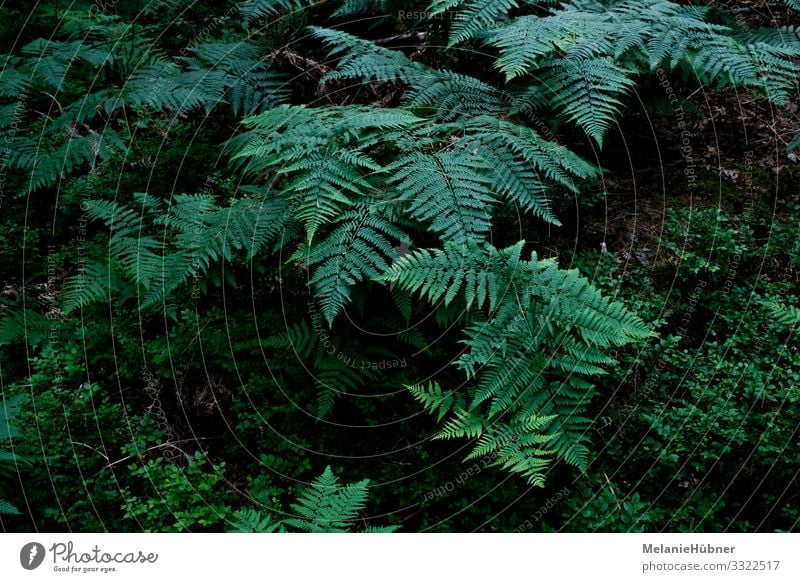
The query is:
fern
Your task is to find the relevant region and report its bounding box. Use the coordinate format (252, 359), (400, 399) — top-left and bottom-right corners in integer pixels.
(65, 191), (292, 310)
(228, 508), (285, 532)
(285, 466), (369, 532)
(541, 57), (635, 147)
(284, 466), (394, 532)
(310, 27), (424, 85)
(239, 0), (319, 24)
(331, 0), (391, 16)
(179, 42), (290, 116)
(387, 241), (654, 484)
(230, 105), (422, 241)
(403, 70), (513, 121)
(477, 0), (800, 145)
(389, 150), (496, 246)
(6, 129), (126, 193)
(430, 0), (520, 47)
(455, 116), (599, 223)
(261, 320), (376, 417)
(765, 300), (800, 326)
(0, 309), (60, 348)
(230, 466), (397, 532)
(429, 0), (559, 46)
(229, 98), (598, 325)
(382, 239), (523, 310)
(292, 206), (409, 325)
(313, 358), (375, 418)
(0, 398), (23, 516)
(407, 381), (462, 422)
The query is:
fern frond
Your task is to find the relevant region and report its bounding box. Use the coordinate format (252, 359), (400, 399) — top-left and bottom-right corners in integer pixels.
(0, 309), (57, 348)
(261, 320), (320, 360)
(394, 240), (653, 484)
(435, 407), (488, 440)
(389, 150), (496, 245)
(313, 358), (373, 417)
(430, 0), (559, 46)
(284, 466), (370, 532)
(310, 27), (423, 85)
(541, 57), (635, 146)
(407, 381), (462, 422)
(382, 240), (522, 310)
(766, 300), (800, 326)
(487, 14), (599, 80)
(227, 508), (285, 532)
(456, 116), (599, 222)
(240, 0), (317, 23)
(331, 0), (390, 16)
(61, 261), (119, 314)
(439, 0), (521, 46)
(404, 70), (512, 121)
(293, 206), (408, 325)
(0, 499), (20, 515)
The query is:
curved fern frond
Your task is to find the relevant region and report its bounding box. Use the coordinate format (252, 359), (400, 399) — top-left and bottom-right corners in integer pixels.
(293, 206), (409, 325)
(382, 239), (524, 310)
(389, 150), (496, 245)
(456, 116), (599, 222)
(407, 381), (463, 422)
(310, 27), (423, 85)
(394, 240), (653, 484)
(765, 300), (800, 326)
(430, 0), (559, 46)
(403, 70), (512, 121)
(541, 57), (635, 147)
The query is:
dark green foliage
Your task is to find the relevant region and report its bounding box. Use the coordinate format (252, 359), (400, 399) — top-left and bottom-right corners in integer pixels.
(0, 398), (24, 516)
(387, 241), (653, 484)
(230, 466), (396, 532)
(1, 0), (797, 534)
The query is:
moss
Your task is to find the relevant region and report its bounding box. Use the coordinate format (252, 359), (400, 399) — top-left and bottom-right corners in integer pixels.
(685, 167), (774, 222)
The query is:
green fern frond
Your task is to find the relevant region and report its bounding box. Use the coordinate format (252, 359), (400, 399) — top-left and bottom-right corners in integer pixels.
(430, 0), (559, 46)
(313, 358), (373, 418)
(382, 240), (522, 310)
(389, 150), (496, 245)
(293, 206), (408, 325)
(1, 397), (23, 516)
(393, 240), (652, 484)
(228, 508), (285, 532)
(766, 300), (800, 326)
(0, 309), (58, 348)
(310, 27), (423, 85)
(435, 407), (488, 440)
(261, 320), (320, 360)
(542, 57), (635, 147)
(456, 116), (599, 221)
(61, 261), (120, 314)
(0, 499), (20, 515)
(407, 381), (462, 422)
(239, 0), (318, 23)
(404, 70), (512, 121)
(284, 466), (370, 532)
(77, 191), (291, 309)
(331, 0), (390, 16)
(436, 0), (521, 47)
(487, 13), (599, 80)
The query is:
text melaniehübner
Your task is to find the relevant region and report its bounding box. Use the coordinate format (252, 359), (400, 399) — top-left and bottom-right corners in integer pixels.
(643, 544), (735, 554)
